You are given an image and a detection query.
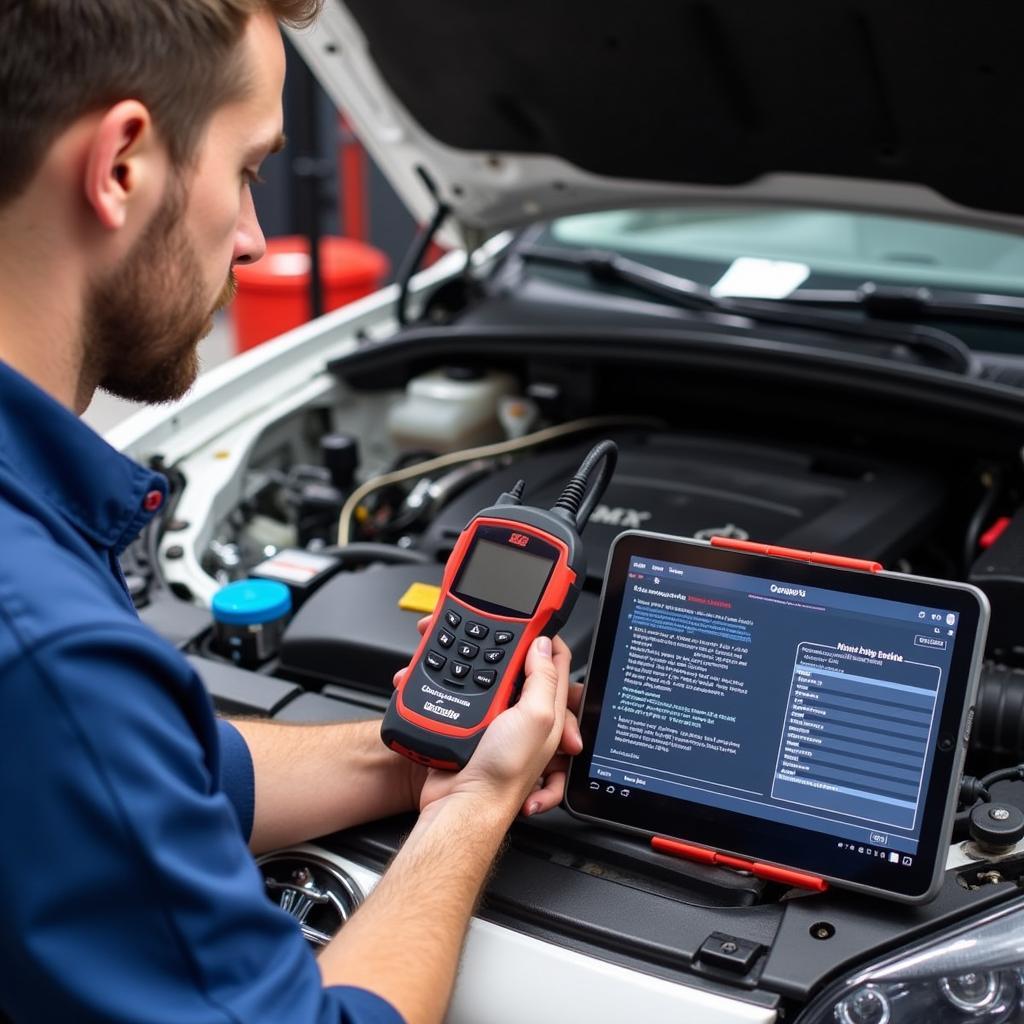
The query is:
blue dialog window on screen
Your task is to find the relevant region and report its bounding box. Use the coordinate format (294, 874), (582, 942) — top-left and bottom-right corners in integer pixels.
(589, 558), (958, 855)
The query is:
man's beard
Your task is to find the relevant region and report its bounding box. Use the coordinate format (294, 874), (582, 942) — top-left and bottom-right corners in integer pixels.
(83, 186), (236, 405)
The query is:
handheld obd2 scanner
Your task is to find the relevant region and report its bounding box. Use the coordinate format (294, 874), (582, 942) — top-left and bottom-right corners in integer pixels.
(382, 440), (618, 769)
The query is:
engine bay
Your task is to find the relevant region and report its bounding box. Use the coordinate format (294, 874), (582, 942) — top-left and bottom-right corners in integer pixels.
(128, 329), (1024, 1017)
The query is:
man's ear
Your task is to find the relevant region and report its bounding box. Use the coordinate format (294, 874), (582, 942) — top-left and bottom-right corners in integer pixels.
(82, 100), (165, 231)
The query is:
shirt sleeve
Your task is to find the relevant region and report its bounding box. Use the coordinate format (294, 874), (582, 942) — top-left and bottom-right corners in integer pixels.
(216, 718), (255, 841)
(0, 621), (405, 1024)
(325, 988), (407, 1024)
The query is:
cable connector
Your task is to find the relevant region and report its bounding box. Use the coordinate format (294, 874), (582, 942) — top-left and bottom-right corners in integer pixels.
(960, 775), (990, 807)
(495, 479), (526, 507)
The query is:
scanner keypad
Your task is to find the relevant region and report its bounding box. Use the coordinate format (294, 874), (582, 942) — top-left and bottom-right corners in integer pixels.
(427, 606), (521, 692)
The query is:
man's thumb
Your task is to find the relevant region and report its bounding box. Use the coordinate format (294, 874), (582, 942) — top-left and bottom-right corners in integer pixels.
(523, 635), (557, 694)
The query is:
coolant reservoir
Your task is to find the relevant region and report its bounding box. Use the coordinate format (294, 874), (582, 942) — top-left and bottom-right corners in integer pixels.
(388, 368), (518, 453)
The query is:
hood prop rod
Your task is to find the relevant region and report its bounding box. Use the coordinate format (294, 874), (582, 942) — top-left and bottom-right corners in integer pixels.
(396, 201), (451, 327)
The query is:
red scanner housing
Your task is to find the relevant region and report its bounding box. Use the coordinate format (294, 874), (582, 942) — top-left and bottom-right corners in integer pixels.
(382, 504), (586, 769)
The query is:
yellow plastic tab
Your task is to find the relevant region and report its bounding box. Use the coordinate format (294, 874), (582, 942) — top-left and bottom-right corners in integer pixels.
(398, 582), (442, 614)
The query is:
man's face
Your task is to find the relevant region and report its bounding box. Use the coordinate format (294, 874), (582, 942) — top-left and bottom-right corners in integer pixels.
(85, 12), (286, 405)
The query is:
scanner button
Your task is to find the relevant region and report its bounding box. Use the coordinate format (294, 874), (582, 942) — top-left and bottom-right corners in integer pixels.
(457, 640), (479, 660)
(465, 621), (489, 639)
(483, 648), (505, 664)
(444, 610), (462, 629)
(425, 651), (447, 672)
(494, 631), (514, 645)
(437, 629), (455, 649)
(474, 669), (497, 688)
(450, 661), (471, 680)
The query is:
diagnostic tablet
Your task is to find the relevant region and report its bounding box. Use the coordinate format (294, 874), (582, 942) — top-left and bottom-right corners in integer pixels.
(566, 532), (989, 903)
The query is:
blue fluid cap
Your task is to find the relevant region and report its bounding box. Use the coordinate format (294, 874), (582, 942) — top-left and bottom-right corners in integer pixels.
(212, 579), (292, 626)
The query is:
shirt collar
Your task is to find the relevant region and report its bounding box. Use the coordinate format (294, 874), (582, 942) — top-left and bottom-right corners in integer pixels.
(0, 361), (167, 555)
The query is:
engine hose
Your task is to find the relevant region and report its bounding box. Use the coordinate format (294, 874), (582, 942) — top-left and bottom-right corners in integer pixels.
(952, 805), (980, 842)
(962, 467), (1001, 574)
(969, 662), (1024, 769)
(336, 415), (661, 546)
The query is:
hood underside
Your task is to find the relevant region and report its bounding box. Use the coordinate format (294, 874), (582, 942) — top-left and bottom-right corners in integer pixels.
(288, 1), (1024, 243)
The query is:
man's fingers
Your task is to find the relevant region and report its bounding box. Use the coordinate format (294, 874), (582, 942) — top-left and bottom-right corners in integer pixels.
(553, 635), (571, 675)
(417, 616), (431, 635)
(522, 769), (567, 816)
(558, 681), (584, 753)
(522, 636), (560, 699)
(567, 680), (583, 713)
(558, 712), (583, 755)
(520, 636), (570, 737)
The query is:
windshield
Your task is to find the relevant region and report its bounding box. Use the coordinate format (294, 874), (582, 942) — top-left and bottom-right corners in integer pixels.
(544, 207), (1024, 296)
(531, 206), (1024, 355)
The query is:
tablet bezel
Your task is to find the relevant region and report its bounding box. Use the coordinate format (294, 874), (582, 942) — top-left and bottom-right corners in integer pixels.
(566, 531), (989, 903)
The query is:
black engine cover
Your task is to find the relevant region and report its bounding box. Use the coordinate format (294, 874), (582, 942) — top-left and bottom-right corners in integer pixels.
(422, 432), (944, 581)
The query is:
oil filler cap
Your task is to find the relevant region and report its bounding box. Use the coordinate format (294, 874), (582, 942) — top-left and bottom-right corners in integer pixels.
(969, 802), (1024, 854)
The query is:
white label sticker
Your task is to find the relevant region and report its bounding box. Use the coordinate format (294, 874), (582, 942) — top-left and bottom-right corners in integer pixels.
(711, 257), (811, 299)
(257, 549), (335, 584)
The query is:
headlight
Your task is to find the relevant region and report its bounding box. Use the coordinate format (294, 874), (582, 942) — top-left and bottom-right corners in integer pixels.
(799, 899), (1024, 1024)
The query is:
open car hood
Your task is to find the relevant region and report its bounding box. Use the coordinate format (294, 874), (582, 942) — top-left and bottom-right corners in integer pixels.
(289, 1), (1024, 245)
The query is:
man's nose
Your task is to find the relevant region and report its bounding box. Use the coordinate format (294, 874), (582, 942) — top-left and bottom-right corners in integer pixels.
(233, 190), (267, 266)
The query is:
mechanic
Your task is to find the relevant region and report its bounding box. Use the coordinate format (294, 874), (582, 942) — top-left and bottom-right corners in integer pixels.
(0, 3), (582, 1023)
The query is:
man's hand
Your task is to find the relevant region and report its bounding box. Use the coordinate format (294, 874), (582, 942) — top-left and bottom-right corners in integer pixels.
(393, 618), (583, 818)
(323, 623), (583, 1022)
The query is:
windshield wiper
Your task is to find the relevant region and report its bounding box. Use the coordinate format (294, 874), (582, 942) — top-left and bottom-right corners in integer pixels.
(783, 282), (1024, 329)
(517, 245), (977, 376)
(519, 244), (719, 311)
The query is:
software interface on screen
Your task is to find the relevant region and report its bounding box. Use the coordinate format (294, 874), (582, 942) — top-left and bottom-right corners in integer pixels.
(589, 556), (961, 859)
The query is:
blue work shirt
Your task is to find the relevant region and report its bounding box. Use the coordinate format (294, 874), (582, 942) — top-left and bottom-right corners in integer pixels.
(0, 361), (402, 1024)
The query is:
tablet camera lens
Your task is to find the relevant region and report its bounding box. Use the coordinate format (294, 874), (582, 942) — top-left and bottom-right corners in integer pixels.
(837, 986), (891, 1024)
(938, 971), (1003, 1013)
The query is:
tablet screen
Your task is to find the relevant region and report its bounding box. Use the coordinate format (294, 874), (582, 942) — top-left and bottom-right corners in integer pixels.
(567, 533), (988, 902)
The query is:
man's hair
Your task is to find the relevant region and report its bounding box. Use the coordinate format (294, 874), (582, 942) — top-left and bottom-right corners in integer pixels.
(0, 0), (322, 206)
